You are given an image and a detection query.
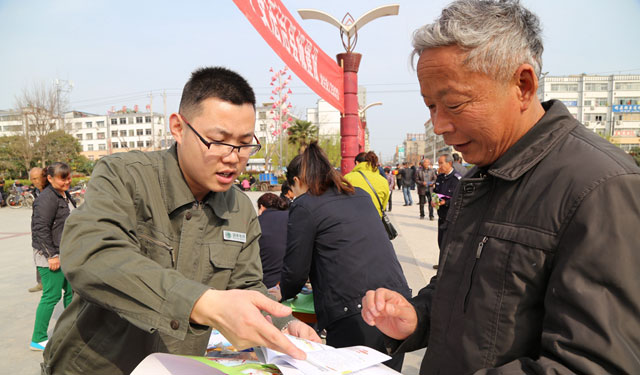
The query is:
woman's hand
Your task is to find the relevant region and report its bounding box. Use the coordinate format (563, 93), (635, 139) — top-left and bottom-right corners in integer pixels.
(48, 256), (60, 271)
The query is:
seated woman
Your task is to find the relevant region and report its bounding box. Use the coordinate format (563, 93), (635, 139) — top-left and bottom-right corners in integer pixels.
(256, 193), (289, 289)
(279, 143), (411, 371)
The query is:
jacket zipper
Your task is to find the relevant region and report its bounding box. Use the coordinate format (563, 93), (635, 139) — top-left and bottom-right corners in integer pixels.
(139, 234), (175, 268)
(463, 236), (488, 312)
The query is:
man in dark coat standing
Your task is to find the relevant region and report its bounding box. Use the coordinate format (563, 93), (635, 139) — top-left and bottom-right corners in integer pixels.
(361, 1), (640, 374)
(415, 158), (436, 220)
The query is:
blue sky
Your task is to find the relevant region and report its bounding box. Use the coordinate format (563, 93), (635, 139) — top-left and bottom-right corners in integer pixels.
(1, 0), (639, 159)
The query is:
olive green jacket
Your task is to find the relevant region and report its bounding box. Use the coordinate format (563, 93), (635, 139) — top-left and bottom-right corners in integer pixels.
(42, 145), (277, 374)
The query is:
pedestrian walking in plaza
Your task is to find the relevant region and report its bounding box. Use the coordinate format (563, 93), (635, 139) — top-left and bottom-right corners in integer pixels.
(400, 162), (413, 205)
(30, 162), (76, 351)
(27, 167), (47, 293)
(395, 164), (402, 190)
(344, 151), (390, 218)
(280, 143), (411, 372)
(384, 167), (395, 211)
(361, 1), (640, 373)
(415, 159), (436, 220)
(452, 153), (468, 176)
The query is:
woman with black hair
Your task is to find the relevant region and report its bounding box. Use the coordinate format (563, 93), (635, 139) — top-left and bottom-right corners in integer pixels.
(256, 193), (289, 289)
(30, 162), (76, 351)
(279, 143), (411, 371)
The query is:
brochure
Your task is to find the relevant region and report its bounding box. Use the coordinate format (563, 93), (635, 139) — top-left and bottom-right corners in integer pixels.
(132, 334), (400, 375)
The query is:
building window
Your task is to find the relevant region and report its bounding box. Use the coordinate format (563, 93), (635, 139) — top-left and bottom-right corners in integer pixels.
(88, 155), (94, 161)
(260, 123), (266, 131)
(120, 130), (127, 137)
(128, 130), (134, 137)
(98, 144), (106, 151)
(111, 130), (118, 137)
(111, 118), (118, 125)
(145, 116), (151, 123)
(86, 133), (93, 140)
(97, 121), (105, 128)
(145, 140), (152, 147)
(74, 122), (82, 130)
(136, 129), (144, 136)
(119, 118), (127, 124)
(87, 144), (94, 151)
(595, 115), (604, 122)
(551, 84), (578, 92)
(595, 98), (608, 106)
(86, 121), (93, 128)
(585, 83), (608, 91)
(137, 141), (144, 147)
(615, 82), (640, 90)
(129, 141), (135, 148)
(616, 97), (640, 105)
(584, 100), (592, 106)
(136, 116), (143, 123)
(76, 134), (83, 140)
(112, 142), (119, 149)
(145, 128), (151, 135)
(259, 112), (267, 119)
(97, 132), (105, 139)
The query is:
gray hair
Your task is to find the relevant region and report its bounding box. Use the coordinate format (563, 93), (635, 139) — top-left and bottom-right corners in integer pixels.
(411, 0), (543, 82)
(439, 153), (454, 164)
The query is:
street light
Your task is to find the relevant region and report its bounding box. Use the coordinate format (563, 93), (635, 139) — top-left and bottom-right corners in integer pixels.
(358, 102), (382, 152)
(297, 5), (399, 174)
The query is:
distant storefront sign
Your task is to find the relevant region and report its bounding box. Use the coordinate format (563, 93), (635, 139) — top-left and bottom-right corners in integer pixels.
(233, 0), (344, 112)
(561, 100), (577, 107)
(613, 105), (640, 113)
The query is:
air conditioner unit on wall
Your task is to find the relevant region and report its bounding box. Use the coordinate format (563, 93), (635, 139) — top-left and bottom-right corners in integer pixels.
(584, 121), (591, 126)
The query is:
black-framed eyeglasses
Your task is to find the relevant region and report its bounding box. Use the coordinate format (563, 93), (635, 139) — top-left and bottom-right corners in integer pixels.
(180, 114), (261, 157)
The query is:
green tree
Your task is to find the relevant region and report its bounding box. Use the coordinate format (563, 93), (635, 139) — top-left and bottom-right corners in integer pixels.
(34, 130), (81, 166)
(0, 135), (29, 177)
(287, 120), (318, 154)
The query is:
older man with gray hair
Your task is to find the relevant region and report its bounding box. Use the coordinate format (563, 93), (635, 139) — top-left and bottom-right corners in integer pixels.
(361, 1), (640, 374)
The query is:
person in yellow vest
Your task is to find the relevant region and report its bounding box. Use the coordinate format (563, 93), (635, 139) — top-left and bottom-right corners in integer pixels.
(344, 151), (390, 217)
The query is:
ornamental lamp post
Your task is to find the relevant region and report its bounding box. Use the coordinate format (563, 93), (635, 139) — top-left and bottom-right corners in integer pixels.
(298, 5), (399, 174)
(358, 101), (382, 152)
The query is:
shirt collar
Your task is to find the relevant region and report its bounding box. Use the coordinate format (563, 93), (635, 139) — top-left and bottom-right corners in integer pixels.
(488, 100), (577, 181)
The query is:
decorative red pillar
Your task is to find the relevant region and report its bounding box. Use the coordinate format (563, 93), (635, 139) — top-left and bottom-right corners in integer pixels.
(337, 52), (361, 175)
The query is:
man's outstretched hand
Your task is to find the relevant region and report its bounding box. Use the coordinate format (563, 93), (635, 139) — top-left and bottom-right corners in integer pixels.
(361, 288), (418, 341)
(190, 289), (307, 359)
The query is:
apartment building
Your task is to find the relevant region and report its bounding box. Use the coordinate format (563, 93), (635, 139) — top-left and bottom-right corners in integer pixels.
(538, 74), (640, 151)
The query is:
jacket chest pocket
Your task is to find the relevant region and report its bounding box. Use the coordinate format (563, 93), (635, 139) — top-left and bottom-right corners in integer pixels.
(137, 226), (176, 269)
(202, 242), (243, 288)
(461, 224), (554, 364)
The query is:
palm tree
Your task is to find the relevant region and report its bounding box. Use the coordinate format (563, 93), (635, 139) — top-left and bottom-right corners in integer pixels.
(287, 120), (318, 154)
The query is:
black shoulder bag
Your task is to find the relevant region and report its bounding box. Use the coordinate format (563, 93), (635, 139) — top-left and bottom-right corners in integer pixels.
(357, 171), (398, 240)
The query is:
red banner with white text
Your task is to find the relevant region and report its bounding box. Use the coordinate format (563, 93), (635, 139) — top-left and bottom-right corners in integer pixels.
(233, 0), (344, 112)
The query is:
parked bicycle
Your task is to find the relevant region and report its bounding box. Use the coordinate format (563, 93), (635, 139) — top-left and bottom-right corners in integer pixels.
(7, 186), (35, 209)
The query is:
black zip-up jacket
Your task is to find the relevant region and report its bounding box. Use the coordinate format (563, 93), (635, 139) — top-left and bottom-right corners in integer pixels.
(391, 100), (640, 374)
(433, 169), (461, 219)
(32, 184), (76, 258)
(280, 187), (411, 330)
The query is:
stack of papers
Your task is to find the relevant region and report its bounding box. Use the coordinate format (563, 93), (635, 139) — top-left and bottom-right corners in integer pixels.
(132, 334), (400, 375)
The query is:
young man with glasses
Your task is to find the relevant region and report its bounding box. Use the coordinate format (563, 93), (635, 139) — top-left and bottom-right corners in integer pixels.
(42, 67), (319, 374)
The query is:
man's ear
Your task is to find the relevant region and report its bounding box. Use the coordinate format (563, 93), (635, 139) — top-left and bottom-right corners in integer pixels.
(513, 64), (538, 111)
(169, 113), (184, 145)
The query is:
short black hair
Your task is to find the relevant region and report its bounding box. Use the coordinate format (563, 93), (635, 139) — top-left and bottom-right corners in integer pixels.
(179, 67), (256, 117)
(453, 153), (461, 162)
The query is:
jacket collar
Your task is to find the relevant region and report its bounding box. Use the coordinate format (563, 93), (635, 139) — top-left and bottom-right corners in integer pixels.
(488, 100), (578, 181)
(352, 162), (373, 173)
(160, 144), (232, 219)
